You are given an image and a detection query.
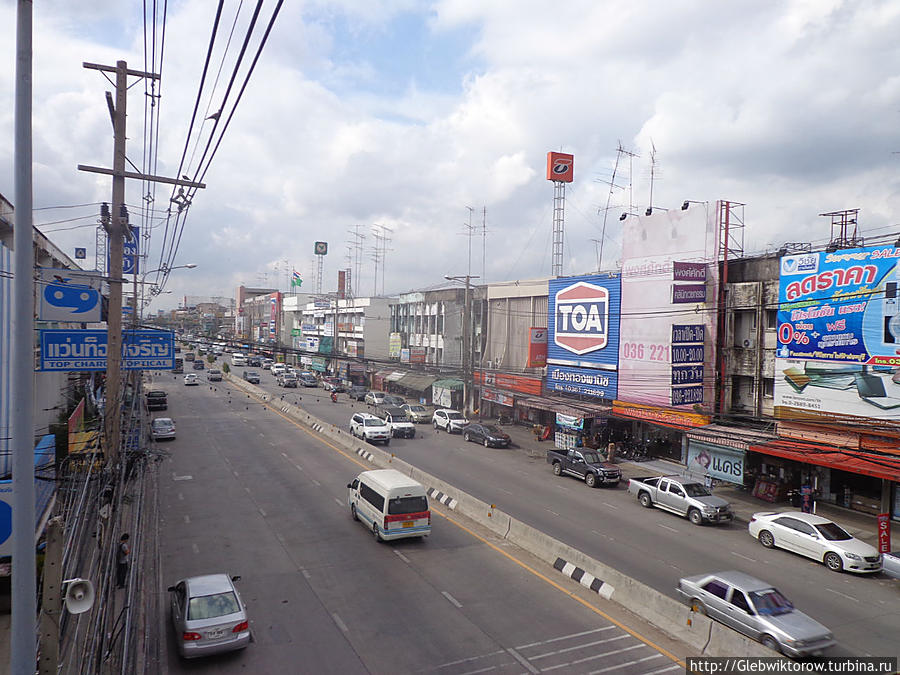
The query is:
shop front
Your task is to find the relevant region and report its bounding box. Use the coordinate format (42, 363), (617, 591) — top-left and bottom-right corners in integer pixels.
(611, 401), (711, 462)
(372, 369), (393, 391)
(684, 425), (774, 488)
(474, 370), (543, 422)
(748, 439), (900, 518)
(431, 378), (464, 409)
(395, 373), (439, 404)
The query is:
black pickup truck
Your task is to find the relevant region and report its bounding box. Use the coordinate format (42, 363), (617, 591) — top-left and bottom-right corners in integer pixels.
(547, 448), (621, 488)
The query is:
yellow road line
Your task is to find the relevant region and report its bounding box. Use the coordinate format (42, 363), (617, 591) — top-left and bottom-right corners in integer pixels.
(230, 383), (685, 669)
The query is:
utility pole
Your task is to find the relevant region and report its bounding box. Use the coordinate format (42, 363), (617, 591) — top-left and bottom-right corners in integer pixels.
(445, 274), (479, 416)
(78, 59), (204, 464)
(12, 2), (37, 671)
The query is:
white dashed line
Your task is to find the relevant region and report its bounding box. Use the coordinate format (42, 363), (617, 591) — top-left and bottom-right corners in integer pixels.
(244, 487), (251, 493)
(301, 569), (311, 580)
(294, 464), (303, 472)
(334, 498), (343, 507)
(177, 493), (183, 501)
(191, 543), (199, 554)
(730, 551), (756, 562)
(394, 551), (411, 564)
(232, 470), (239, 477)
(183, 515), (190, 524)
(657, 524), (679, 533)
(311, 479), (321, 487)
(602, 502), (618, 509)
(546, 509), (560, 516)
(442, 591), (463, 608)
(826, 588), (859, 602)
(332, 613), (349, 633)
(281, 452), (289, 458)
(259, 508), (267, 517)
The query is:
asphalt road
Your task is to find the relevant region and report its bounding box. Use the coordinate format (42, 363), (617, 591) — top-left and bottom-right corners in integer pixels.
(248, 371), (900, 660)
(151, 371), (692, 674)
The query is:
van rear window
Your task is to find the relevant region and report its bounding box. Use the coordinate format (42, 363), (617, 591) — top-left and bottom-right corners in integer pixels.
(388, 496), (428, 515)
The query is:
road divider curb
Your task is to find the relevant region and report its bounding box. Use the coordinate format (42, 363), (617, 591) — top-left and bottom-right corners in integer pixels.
(223, 374), (776, 659)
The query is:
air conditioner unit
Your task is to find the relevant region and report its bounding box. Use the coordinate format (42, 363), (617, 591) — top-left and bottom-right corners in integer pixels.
(742, 338), (756, 349)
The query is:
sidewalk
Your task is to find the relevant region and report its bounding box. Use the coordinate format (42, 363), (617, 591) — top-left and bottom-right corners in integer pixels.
(494, 420), (880, 545)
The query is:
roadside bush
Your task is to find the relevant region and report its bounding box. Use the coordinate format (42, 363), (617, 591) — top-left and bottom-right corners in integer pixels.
(222, 363), (230, 374)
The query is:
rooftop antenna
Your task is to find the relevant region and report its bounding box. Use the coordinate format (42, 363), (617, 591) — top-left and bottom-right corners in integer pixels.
(648, 139), (660, 213)
(595, 141), (635, 271)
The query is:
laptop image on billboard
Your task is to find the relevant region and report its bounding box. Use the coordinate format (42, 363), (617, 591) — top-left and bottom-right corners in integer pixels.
(854, 373), (900, 409)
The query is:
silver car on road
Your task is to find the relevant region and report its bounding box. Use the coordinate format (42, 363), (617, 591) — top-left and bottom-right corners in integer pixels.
(168, 573), (250, 658)
(677, 571), (835, 658)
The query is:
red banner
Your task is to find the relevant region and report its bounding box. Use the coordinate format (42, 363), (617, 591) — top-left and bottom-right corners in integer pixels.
(877, 513), (891, 554)
(527, 327), (548, 368)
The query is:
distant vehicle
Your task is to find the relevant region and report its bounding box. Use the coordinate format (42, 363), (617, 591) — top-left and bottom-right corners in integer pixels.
(322, 377), (346, 393)
(548, 448), (620, 488)
(278, 374), (298, 388)
(298, 373), (318, 388)
(168, 573), (250, 659)
(261, 358), (274, 370)
(364, 391), (386, 406)
(192, 360), (205, 370)
(383, 394), (405, 406)
(349, 413), (391, 445)
(401, 403), (430, 423)
(676, 570), (835, 658)
(748, 511), (881, 573)
(146, 390), (168, 411)
(270, 363), (286, 376)
(627, 476), (733, 525)
(207, 369), (222, 382)
(348, 384), (368, 401)
(432, 409), (468, 433)
(242, 370), (260, 384)
(463, 423), (511, 448)
(374, 406), (416, 439)
(231, 353), (247, 367)
(184, 352), (196, 362)
(151, 417), (176, 441)
(347, 469), (431, 541)
(172, 357), (184, 374)
(183, 374), (199, 386)
(197, 346), (207, 355)
(247, 356), (262, 367)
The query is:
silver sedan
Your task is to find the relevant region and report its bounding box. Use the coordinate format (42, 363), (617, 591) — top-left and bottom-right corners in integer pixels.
(150, 417), (175, 441)
(168, 574), (250, 658)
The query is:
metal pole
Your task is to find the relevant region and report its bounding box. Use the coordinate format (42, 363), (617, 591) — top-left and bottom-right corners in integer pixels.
(463, 277), (471, 415)
(12, 3), (37, 672)
(106, 60), (128, 465)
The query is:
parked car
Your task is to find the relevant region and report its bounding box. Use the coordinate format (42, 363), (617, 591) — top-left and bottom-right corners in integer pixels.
(146, 390), (168, 410)
(676, 571), (835, 657)
(548, 448), (621, 487)
(401, 403), (430, 423)
(207, 369), (222, 382)
(322, 377), (346, 393)
(383, 394), (405, 406)
(168, 573), (250, 659)
(242, 370), (260, 384)
(364, 391), (386, 406)
(183, 374), (199, 386)
(432, 409), (468, 433)
(374, 406), (416, 438)
(298, 373), (318, 388)
(151, 417), (176, 441)
(748, 511), (882, 573)
(627, 475), (733, 525)
(463, 423), (511, 448)
(882, 551), (900, 579)
(278, 374), (298, 388)
(192, 360), (205, 370)
(348, 384), (368, 401)
(349, 413), (391, 445)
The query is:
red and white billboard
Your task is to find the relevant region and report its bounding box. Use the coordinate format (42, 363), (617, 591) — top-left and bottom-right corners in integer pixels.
(527, 327), (548, 367)
(546, 152), (574, 183)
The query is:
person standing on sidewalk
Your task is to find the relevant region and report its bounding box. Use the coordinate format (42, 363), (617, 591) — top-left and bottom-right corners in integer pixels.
(116, 533), (130, 589)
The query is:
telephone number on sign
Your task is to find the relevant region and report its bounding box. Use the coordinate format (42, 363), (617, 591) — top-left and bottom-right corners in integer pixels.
(621, 343), (670, 362)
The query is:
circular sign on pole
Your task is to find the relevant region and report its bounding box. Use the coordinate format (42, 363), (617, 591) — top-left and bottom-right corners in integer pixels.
(314, 241), (328, 255)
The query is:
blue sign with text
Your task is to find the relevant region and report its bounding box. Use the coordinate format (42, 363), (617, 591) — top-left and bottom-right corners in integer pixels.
(39, 329), (175, 371)
(546, 365), (618, 399)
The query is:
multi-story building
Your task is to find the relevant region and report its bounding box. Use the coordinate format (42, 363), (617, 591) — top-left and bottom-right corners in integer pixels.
(234, 285), (277, 340)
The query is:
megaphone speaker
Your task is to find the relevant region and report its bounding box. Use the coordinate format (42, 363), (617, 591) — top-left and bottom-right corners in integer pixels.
(63, 578), (95, 614)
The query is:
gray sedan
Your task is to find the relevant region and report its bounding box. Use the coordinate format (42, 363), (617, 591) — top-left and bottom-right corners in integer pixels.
(676, 570), (835, 658)
(150, 417), (176, 441)
(168, 574), (250, 658)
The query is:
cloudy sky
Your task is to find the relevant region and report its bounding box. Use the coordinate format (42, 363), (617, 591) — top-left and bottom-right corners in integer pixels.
(2, 0), (899, 309)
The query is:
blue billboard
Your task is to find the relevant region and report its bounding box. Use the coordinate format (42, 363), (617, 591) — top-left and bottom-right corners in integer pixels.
(547, 274), (621, 368)
(546, 365), (618, 399)
(39, 329), (175, 371)
(777, 245), (900, 365)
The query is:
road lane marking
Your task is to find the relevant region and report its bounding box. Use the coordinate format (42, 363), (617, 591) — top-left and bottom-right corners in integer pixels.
(517, 626), (615, 649)
(183, 515), (190, 524)
(588, 652), (662, 673)
(294, 464), (303, 472)
(394, 550), (411, 564)
(233, 470), (239, 477)
(332, 613), (349, 633)
(191, 543), (199, 554)
(826, 588), (859, 602)
(178, 493), (183, 501)
(506, 647), (539, 674)
(244, 487), (251, 493)
(173, 475), (192, 481)
(531, 634), (629, 660)
(311, 479), (321, 487)
(656, 524), (678, 533)
(545, 643), (643, 671)
(499, 488), (513, 495)
(281, 452), (289, 458)
(546, 509), (560, 516)
(602, 502), (618, 510)
(334, 497), (343, 507)
(641, 665), (680, 675)
(259, 508), (266, 517)
(442, 591), (463, 608)
(301, 569), (311, 580)
(730, 551), (756, 562)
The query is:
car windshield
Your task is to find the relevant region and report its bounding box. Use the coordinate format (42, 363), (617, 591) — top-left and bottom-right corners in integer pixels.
(580, 451), (604, 464)
(814, 521), (852, 541)
(408, 405), (425, 412)
(446, 412), (464, 420)
(188, 591), (240, 620)
(482, 425), (503, 435)
(153, 420), (173, 429)
(387, 496), (428, 515)
(684, 484), (712, 497)
(364, 418), (384, 427)
(749, 588), (794, 616)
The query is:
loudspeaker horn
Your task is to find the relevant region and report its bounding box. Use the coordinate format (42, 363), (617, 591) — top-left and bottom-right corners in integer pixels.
(63, 578), (95, 614)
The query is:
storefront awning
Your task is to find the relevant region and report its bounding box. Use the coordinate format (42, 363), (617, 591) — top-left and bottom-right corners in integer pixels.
(432, 378), (464, 390)
(397, 373), (439, 392)
(374, 369), (394, 378)
(686, 424), (776, 452)
(518, 395), (610, 418)
(750, 440), (900, 482)
(386, 371), (406, 382)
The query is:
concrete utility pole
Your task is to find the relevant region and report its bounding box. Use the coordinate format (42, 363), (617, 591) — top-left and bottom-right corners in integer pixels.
(445, 274), (479, 415)
(12, 2), (37, 671)
(78, 60), (204, 463)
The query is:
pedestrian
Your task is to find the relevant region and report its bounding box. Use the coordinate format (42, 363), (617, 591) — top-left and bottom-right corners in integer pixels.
(116, 533), (130, 589)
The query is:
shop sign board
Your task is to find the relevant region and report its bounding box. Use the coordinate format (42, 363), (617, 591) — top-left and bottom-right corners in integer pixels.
(482, 388), (514, 407)
(549, 275), (620, 360)
(389, 333), (402, 358)
(475, 371), (542, 396)
(672, 324), (705, 344)
(310, 356), (327, 372)
(546, 152), (574, 183)
(673, 262), (707, 282)
(346, 342), (357, 357)
(613, 401), (711, 428)
(38, 268), (103, 322)
(672, 365), (704, 385)
(39, 329), (175, 371)
(672, 283), (707, 304)
(687, 440), (744, 484)
(546, 364), (617, 399)
(671, 385), (704, 405)
(877, 513), (891, 554)
(555, 413), (583, 430)
(527, 327), (548, 367)
(409, 346), (426, 364)
(400, 348), (410, 363)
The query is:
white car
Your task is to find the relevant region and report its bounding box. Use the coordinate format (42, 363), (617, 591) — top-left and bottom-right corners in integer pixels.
(183, 373), (199, 386)
(349, 413), (391, 445)
(748, 511), (882, 574)
(270, 363), (286, 376)
(364, 391), (386, 406)
(432, 409), (468, 433)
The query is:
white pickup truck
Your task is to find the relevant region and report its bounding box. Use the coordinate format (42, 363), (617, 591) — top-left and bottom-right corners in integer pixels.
(627, 475), (734, 525)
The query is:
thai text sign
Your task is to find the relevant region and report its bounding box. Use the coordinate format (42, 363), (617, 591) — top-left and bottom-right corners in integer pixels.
(39, 329), (175, 371)
(546, 365), (617, 399)
(673, 262), (707, 282)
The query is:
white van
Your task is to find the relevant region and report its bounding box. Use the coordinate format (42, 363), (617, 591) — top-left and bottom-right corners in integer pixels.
(347, 469), (431, 541)
(231, 352), (247, 367)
